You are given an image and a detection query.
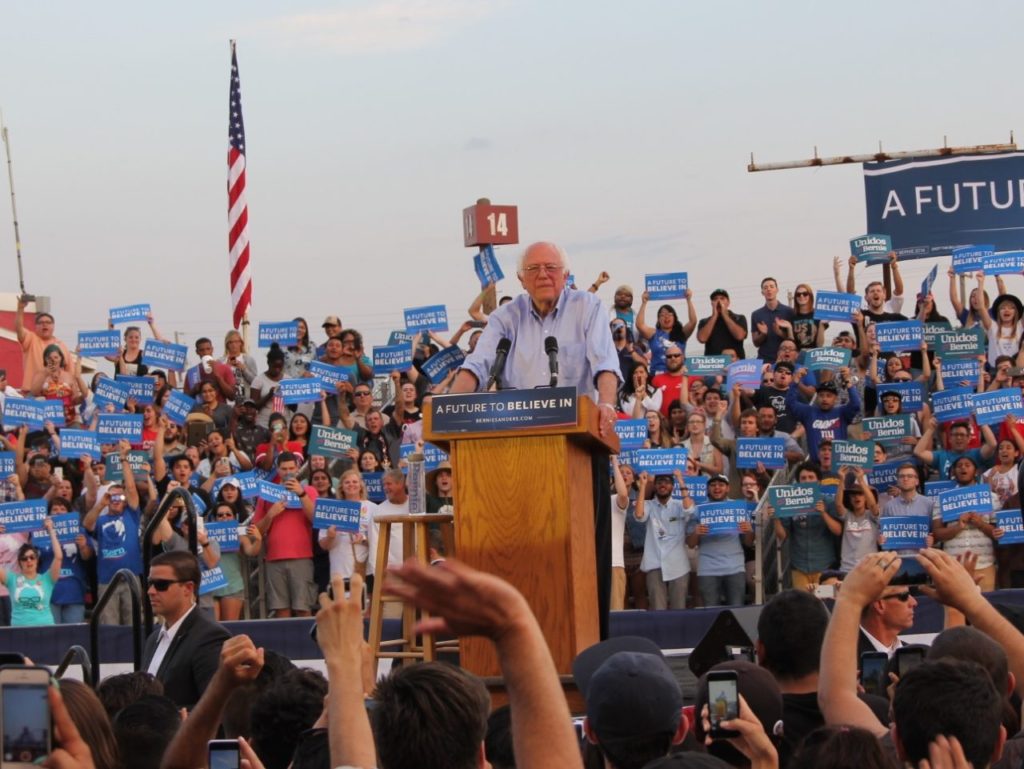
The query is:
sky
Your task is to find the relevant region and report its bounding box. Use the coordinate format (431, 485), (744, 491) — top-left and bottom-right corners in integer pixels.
(0, 1), (1022, 360)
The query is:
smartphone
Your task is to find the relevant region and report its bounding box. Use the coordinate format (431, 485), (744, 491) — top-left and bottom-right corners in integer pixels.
(706, 670), (740, 738)
(572, 717), (585, 742)
(53, 467), (63, 482)
(186, 422), (214, 448)
(860, 651), (889, 697)
(813, 584), (837, 600)
(895, 646), (925, 678)
(0, 665), (51, 768)
(728, 646), (755, 663)
(207, 739), (240, 769)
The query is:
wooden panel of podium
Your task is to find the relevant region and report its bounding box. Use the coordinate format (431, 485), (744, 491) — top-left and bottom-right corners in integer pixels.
(424, 392), (619, 682)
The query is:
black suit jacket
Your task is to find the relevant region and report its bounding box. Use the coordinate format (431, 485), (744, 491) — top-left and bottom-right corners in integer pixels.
(141, 607), (231, 709)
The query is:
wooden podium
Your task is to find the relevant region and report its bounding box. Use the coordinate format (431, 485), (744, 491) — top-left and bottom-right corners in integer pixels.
(424, 391), (619, 680)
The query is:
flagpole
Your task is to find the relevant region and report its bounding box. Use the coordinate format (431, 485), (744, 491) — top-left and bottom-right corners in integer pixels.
(0, 110), (27, 296)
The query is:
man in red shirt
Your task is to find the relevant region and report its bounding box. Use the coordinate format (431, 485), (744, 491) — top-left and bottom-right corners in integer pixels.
(251, 451), (318, 617)
(651, 343), (686, 417)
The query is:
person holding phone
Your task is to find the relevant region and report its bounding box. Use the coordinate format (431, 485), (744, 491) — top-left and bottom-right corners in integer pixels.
(0, 517), (61, 626)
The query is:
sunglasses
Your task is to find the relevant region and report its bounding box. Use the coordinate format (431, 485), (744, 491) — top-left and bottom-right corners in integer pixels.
(18, 554), (37, 563)
(354, 391), (371, 396)
(883, 590), (912, 602)
(665, 354), (683, 359)
(794, 291), (811, 297)
(149, 578), (186, 592)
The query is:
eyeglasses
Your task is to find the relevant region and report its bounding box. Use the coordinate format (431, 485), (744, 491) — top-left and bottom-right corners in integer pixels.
(18, 554), (37, 563)
(883, 590), (912, 602)
(521, 263), (564, 276)
(149, 578), (186, 592)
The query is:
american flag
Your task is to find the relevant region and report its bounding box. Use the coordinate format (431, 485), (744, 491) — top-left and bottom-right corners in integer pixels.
(227, 42), (252, 330)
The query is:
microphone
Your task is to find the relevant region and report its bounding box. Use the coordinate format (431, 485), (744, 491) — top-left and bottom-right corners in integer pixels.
(545, 336), (559, 388)
(486, 338), (512, 390)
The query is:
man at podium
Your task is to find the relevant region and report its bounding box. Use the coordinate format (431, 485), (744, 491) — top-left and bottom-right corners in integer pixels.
(450, 240), (622, 636)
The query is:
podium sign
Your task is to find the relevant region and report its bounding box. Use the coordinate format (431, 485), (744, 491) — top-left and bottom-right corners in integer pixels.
(430, 387), (577, 432)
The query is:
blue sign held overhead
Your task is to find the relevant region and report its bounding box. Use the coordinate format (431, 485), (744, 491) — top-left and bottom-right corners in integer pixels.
(867, 461), (903, 492)
(880, 516), (930, 551)
(143, 340), (189, 371)
(211, 471), (259, 500)
(938, 357), (980, 386)
(109, 303), (151, 324)
(645, 272), (688, 301)
(874, 320), (923, 353)
(813, 291), (861, 322)
(312, 498), (363, 533)
(0, 452), (14, 476)
(833, 439), (875, 469)
(3, 398), (65, 429)
(308, 424), (359, 459)
(735, 438), (786, 470)
(0, 499), (47, 533)
(803, 347), (852, 371)
(614, 419), (647, 450)
(162, 390), (195, 426)
(634, 448), (688, 475)
(876, 381), (925, 412)
(685, 356), (730, 376)
(861, 415), (912, 443)
(115, 375), (155, 406)
(93, 378), (131, 410)
(31, 512), (83, 550)
(725, 359), (763, 391)
(307, 361), (351, 390)
(78, 330), (122, 357)
(473, 245), (505, 288)
(58, 429), (102, 461)
(104, 450), (149, 482)
(404, 305), (449, 333)
(278, 378), (324, 405)
(952, 245), (993, 274)
(373, 344), (413, 372)
(972, 389), (1024, 426)
(420, 346), (466, 384)
(387, 330), (414, 347)
(97, 413), (144, 443)
(936, 327), (985, 358)
(931, 387), (975, 424)
(984, 251), (1024, 276)
(850, 233), (892, 265)
(258, 322), (298, 348)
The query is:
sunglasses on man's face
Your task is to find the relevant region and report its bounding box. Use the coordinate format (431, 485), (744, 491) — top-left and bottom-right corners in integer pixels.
(149, 578), (186, 592)
(19, 554), (37, 563)
(883, 590), (912, 602)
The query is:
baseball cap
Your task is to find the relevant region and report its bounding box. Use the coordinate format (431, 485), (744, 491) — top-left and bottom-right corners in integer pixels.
(710, 288), (729, 300)
(816, 380), (839, 394)
(241, 398), (258, 408)
(321, 315), (342, 328)
(880, 390), (902, 400)
(773, 361), (794, 373)
(708, 474), (729, 486)
(221, 478), (242, 489)
(573, 637), (682, 741)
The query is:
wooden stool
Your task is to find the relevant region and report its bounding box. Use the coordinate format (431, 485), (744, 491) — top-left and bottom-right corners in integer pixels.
(368, 513), (456, 667)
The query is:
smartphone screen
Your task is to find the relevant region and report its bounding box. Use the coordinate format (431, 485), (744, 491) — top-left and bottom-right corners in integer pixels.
(860, 652), (889, 697)
(896, 647), (924, 678)
(208, 740), (240, 769)
(2, 681), (50, 767)
(707, 673), (739, 737)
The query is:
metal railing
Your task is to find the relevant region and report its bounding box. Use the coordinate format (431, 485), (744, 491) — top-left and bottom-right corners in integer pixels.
(54, 645), (92, 684)
(88, 568), (144, 687)
(752, 467), (794, 605)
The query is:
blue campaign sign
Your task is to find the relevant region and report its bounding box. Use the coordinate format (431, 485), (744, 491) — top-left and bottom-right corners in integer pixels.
(925, 480), (957, 496)
(309, 424), (358, 459)
(672, 475), (708, 504)
(103, 450), (149, 482)
(308, 360), (352, 389)
(833, 439), (875, 469)
(258, 321), (298, 348)
(920, 264), (938, 299)
(984, 250), (1024, 275)
(211, 471), (259, 500)
(767, 483), (820, 518)
(31, 513), (83, 548)
(862, 415), (912, 443)
(645, 272), (688, 300)
(634, 448), (688, 475)
(875, 320), (923, 353)
(78, 330), (122, 357)
(363, 472), (385, 502)
(997, 511), (1024, 545)
(373, 344), (413, 372)
(199, 565), (229, 596)
(850, 233), (892, 265)
(880, 516), (930, 551)
(876, 381), (925, 413)
(58, 429), (101, 461)
(93, 378), (130, 410)
(162, 390), (195, 426)
(952, 245), (993, 274)
(614, 419), (647, 450)
(938, 357), (980, 386)
(936, 327), (985, 358)
(313, 498), (362, 533)
(473, 245), (505, 287)
(697, 501), (748, 535)
(735, 437), (786, 470)
(939, 484), (993, 523)
(404, 305), (449, 333)
(867, 461), (902, 492)
(972, 389), (1024, 426)
(0, 499), (46, 533)
(429, 388), (578, 434)
(931, 387), (975, 424)
(421, 346), (466, 384)
(97, 413), (144, 442)
(725, 359), (763, 391)
(205, 521), (241, 553)
(109, 303), (151, 324)
(814, 291), (861, 322)
(3, 398), (64, 429)
(399, 442), (448, 471)
(387, 330), (414, 346)
(804, 347), (852, 371)
(143, 340), (188, 372)
(115, 375), (155, 405)
(685, 355), (730, 376)
(864, 154), (1024, 258)
(279, 378), (324, 405)
(257, 479), (302, 508)
(0, 452), (14, 476)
